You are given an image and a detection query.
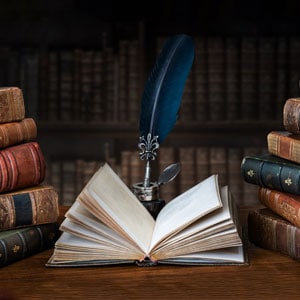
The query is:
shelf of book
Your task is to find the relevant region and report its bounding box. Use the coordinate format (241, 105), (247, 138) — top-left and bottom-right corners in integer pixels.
(37, 120), (284, 133)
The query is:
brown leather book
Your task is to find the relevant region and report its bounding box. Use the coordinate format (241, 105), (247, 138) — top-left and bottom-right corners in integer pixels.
(0, 118), (37, 149)
(258, 187), (300, 227)
(0, 142), (46, 193)
(0, 87), (25, 123)
(267, 130), (300, 164)
(0, 185), (59, 230)
(283, 97), (300, 134)
(248, 208), (300, 261)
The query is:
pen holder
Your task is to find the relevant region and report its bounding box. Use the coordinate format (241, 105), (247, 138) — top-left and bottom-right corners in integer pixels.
(132, 182), (165, 219)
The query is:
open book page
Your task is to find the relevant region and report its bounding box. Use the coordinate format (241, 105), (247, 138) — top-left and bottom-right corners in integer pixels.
(150, 186), (239, 258)
(160, 246), (245, 264)
(159, 228), (242, 258)
(58, 202), (144, 257)
(52, 232), (138, 262)
(149, 174), (222, 252)
(79, 163), (155, 255)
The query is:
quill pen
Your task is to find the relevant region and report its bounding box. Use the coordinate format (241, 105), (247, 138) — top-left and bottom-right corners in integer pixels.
(138, 34), (194, 187)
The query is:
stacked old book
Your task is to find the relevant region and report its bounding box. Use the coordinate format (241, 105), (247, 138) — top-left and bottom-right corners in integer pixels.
(0, 87), (60, 268)
(241, 97), (300, 261)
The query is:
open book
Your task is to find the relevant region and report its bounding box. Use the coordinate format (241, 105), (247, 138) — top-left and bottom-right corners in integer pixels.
(47, 163), (246, 266)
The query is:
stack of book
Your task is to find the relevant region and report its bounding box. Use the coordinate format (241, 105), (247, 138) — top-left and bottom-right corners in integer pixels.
(0, 87), (60, 268)
(241, 97), (300, 261)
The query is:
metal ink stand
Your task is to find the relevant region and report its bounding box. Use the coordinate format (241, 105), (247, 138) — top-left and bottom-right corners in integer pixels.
(133, 133), (180, 219)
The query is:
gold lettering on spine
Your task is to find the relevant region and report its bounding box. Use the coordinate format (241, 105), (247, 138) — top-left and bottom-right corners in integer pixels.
(279, 200), (297, 223)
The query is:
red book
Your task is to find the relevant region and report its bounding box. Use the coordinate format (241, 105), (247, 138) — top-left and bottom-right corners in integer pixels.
(0, 142), (46, 193)
(248, 208), (300, 261)
(258, 187), (300, 227)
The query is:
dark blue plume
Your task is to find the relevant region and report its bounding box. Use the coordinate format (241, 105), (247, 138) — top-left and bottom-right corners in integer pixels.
(139, 34), (194, 144)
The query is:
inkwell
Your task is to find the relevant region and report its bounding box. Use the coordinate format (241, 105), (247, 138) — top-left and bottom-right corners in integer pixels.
(132, 34), (195, 218)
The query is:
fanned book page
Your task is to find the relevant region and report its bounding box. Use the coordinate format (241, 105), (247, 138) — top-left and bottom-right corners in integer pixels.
(47, 163), (246, 267)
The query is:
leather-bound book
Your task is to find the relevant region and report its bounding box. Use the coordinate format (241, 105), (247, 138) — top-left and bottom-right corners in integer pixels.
(0, 142), (46, 193)
(241, 153), (300, 195)
(0, 87), (25, 123)
(248, 208), (300, 261)
(0, 185), (59, 230)
(283, 97), (300, 134)
(267, 131), (300, 164)
(0, 223), (60, 268)
(0, 118), (37, 149)
(258, 187), (300, 227)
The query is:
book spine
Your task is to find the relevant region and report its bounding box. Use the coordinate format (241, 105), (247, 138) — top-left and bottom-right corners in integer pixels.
(59, 50), (74, 121)
(257, 37), (276, 120)
(0, 118), (37, 149)
(73, 49), (82, 121)
(258, 187), (300, 227)
(117, 40), (129, 122)
(225, 38), (240, 120)
(288, 38), (300, 99)
(241, 148), (263, 206)
(19, 48), (39, 120)
(127, 40), (140, 124)
(248, 209), (300, 261)
(207, 37), (225, 121)
(241, 156), (300, 195)
(91, 50), (104, 121)
(47, 50), (60, 121)
(240, 37), (257, 120)
(227, 147), (244, 206)
(0, 186), (59, 230)
(179, 147), (196, 193)
(194, 37), (208, 122)
(283, 98), (300, 134)
(0, 87), (25, 123)
(0, 223), (60, 268)
(267, 131), (300, 164)
(275, 38), (288, 120)
(209, 147), (227, 187)
(81, 50), (94, 121)
(0, 142), (46, 193)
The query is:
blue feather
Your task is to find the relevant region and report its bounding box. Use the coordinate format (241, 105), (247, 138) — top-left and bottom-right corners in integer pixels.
(139, 34), (195, 144)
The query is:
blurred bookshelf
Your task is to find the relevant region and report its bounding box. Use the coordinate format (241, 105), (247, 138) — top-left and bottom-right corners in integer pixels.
(0, 0), (299, 205)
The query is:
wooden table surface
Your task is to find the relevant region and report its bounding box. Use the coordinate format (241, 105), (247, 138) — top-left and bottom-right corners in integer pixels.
(1, 206), (300, 299)
(0, 242), (299, 299)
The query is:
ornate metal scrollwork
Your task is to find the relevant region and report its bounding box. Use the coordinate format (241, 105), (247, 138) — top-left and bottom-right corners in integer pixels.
(138, 133), (159, 161)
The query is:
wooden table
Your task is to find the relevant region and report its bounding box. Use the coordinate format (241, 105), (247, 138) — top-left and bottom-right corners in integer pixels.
(0, 241), (299, 299)
(1, 207), (300, 299)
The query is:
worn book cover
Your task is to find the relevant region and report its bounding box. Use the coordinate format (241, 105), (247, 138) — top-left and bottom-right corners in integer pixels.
(0, 87), (25, 123)
(248, 208), (300, 261)
(241, 153), (300, 195)
(0, 185), (59, 230)
(0, 118), (37, 149)
(267, 131), (300, 164)
(0, 141), (46, 193)
(258, 187), (300, 227)
(0, 223), (60, 268)
(283, 97), (300, 134)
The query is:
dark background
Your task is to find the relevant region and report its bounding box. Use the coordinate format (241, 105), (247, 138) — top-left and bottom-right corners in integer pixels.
(1, 0), (300, 46)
